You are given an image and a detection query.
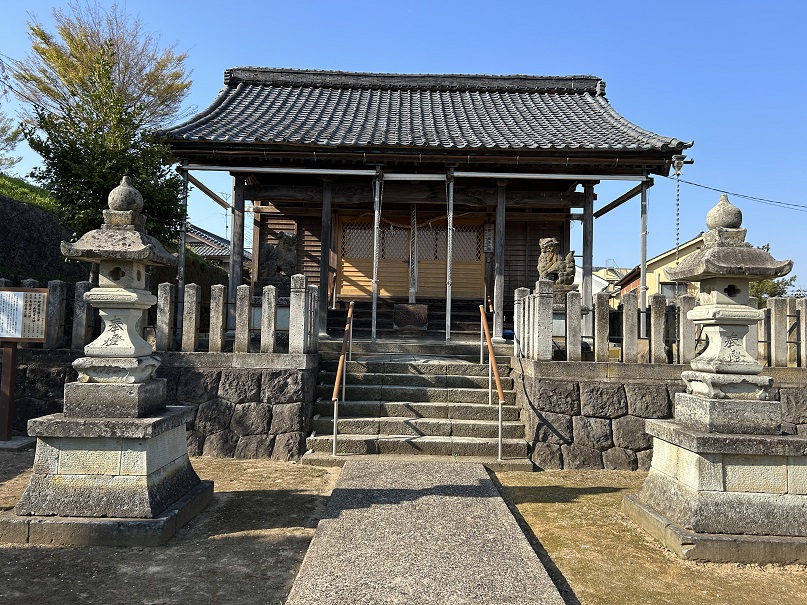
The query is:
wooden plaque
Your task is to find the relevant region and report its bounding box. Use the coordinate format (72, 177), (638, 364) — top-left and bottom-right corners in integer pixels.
(0, 287), (49, 343)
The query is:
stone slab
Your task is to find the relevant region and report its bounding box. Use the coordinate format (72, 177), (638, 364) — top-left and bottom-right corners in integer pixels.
(0, 480), (213, 547)
(157, 351), (318, 370)
(0, 436), (36, 451)
(285, 461), (563, 605)
(673, 392), (781, 434)
(27, 406), (195, 439)
(646, 419), (807, 457)
(63, 379), (167, 418)
(623, 493), (807, 565)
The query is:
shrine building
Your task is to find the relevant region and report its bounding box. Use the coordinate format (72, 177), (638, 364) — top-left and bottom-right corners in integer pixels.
(163, 68), (691, 341)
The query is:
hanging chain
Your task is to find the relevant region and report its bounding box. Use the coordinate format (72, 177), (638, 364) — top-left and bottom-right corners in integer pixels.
(672, 154), (686, 363)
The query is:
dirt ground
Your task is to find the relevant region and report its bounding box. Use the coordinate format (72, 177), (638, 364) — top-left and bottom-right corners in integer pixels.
(1, 452), (806, 605)
(0, 451), (339, 605)
(497, 470), (807, 605)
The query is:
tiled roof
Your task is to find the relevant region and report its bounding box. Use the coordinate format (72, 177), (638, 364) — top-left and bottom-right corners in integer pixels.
(164, 68), (692, 152)
(186, 223), (252, 261)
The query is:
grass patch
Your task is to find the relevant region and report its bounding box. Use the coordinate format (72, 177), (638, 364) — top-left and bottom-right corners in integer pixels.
(497, 470), (807, 605)
(0, 172), (59, 214)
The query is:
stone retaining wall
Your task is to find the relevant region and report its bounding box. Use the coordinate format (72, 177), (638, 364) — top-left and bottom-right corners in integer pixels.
(10, 350), (318, 461)
(511, 358), (807, 471)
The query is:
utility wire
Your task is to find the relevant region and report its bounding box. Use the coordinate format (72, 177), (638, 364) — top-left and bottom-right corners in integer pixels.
(661, 175), (807, 213)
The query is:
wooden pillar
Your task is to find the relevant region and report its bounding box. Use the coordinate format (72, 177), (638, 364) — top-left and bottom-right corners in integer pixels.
(371, 173), (382, 341)
(582, 183), (595, 338)
(319, 178), (332, 336)
(229, 175), (245, 314)
(493, 180), (507, 342)
(445, 173), (454, 343)
(409, 204), (418, 303)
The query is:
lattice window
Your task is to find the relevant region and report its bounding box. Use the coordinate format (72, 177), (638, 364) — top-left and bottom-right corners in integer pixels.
(418, 225), (447, 261)
(452, 224), (482, 262)
(342, 222), (373, 259)
(382, 226), (409, 260)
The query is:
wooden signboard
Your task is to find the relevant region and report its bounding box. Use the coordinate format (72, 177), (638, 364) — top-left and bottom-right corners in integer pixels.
(0, 287), (49, 343)
(1, 288), (48, 441)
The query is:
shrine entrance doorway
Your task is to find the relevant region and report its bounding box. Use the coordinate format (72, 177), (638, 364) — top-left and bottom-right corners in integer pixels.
(336, 217), (484, 301)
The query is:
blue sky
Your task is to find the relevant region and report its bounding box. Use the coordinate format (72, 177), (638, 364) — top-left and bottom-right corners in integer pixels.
(2, 1), (805, 286)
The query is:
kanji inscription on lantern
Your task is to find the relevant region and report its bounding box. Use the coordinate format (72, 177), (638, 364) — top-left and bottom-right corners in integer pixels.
(0, 288), (48, 341)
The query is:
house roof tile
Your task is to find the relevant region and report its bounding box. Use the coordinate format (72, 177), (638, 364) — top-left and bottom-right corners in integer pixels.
(164, 68), (692, 153)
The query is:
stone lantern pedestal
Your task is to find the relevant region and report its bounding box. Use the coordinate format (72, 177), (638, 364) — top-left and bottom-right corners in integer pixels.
(0, 177), (212, 546)
(623, 195), (807, 564)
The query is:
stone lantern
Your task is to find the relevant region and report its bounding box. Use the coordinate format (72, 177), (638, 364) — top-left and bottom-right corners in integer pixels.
(8, 177), (212, 545)
(624, 194), (807, 564)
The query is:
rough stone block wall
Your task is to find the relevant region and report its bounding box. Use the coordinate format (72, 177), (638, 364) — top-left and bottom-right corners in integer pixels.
(512, 361), (807, 471)
(9, 350), (317, 462)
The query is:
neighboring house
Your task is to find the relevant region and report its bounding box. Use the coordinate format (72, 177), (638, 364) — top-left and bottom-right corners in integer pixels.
(185, 223), (252, 275)
(614, 234), (704, 303)
(593, 266), (632, 296)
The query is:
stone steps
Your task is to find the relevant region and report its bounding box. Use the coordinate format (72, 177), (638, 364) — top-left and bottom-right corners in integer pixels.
(305, 433), (528, 458)
(308, 358), (530, 464)
(299, 452), (534, 472)
(313, 400), (521, 422)
(311, 415), (524, 439)
(318, 371), (513, 390)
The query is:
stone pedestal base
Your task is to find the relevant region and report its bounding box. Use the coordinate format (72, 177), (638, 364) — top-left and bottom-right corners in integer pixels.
(673, 392), (781, 434)
(63, 378), (167, 418)
(15, 407), (201, 519)
(623, 418), (807, 563)
(0, 480), (213, 546)
(622, 494), (807, 564)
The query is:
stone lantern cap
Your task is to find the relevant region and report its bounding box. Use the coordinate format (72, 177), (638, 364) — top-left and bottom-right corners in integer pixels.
(665, 194), (791, 282)
(61, 176), (177, 267)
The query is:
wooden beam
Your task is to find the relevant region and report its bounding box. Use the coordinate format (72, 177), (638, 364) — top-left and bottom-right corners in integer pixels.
(244, 183), (585, 208)
(593, 178), (654, 219)
(187, 173), (230, 209)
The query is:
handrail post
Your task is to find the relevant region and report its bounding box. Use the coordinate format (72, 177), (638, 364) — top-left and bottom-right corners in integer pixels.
(480, 305), (506, 462)
(331, 301), (355, 457)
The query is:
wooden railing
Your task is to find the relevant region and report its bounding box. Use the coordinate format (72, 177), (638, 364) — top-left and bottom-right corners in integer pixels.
(480, 305), (505, 462)
(331, 301), (355, 457)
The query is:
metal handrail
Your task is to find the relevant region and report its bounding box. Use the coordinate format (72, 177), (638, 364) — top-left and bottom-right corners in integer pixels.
(479, 305), (506, 462)
(331, 301), (355, 457)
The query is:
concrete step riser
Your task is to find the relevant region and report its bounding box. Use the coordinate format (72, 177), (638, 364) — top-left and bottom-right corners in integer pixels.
(311, 417), (524, 439)
(306, 435), (527, 458)
(313, 400), (520, 422)
(319, 372), (514, 390)
(316, 385), (516, 405)
(319, 362), (511, 377)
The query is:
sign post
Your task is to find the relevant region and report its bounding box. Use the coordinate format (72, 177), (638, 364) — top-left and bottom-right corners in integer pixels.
(0, 288), (48, 441)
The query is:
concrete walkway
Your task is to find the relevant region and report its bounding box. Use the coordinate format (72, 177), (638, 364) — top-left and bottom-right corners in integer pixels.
(285, 460), (565, 605)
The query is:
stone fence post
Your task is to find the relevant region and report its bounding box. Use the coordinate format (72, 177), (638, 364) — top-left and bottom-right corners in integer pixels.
(798, 298), (807, 368)
(260, 285), (277, 353)
(535, 279), (553, 361)
(71, 280), (94, 350)
(649, 294), (667, 364)
(156, 283), (176, 352)
(181, 283), (200, 352)
(622, 291), (638, 363)
(566, 290), (581, 361)
(593, 291), (609, 362)
(678, 294), (696, 365)
(288, 274), (308, 354)
(234, 284), (251, 353)
(770, 297), (788, 367)
(45, 280), (67, 349)
(208, 284), (226, 353)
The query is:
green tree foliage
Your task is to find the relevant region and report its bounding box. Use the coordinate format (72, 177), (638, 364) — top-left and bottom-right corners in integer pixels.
(749, 244), (797, 307)
(1, 1), (191, 243)
(0, 107), (22, 171)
